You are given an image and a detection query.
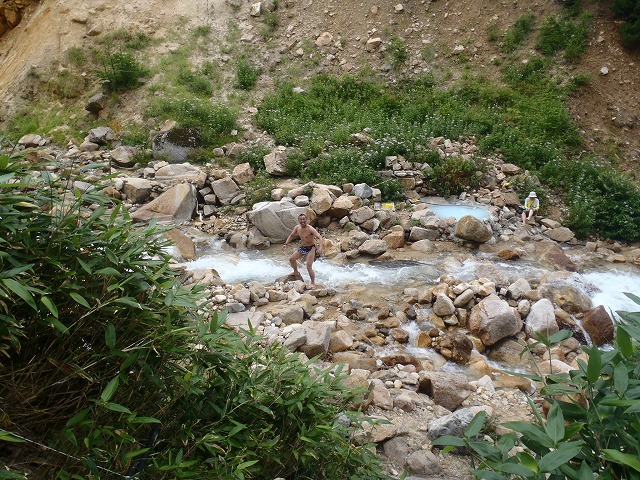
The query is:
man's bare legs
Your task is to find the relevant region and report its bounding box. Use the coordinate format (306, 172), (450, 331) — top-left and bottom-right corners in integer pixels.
(306, 247), (317, 287)
(289, 250), (304, 279)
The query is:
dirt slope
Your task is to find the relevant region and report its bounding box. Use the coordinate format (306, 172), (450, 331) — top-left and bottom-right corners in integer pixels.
(0, 0), (638, 176)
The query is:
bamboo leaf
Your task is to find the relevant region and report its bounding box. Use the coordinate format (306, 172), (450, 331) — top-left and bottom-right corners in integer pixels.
(585, 346), (601, 384)
(114, 297), (143, 309)
(602, 449), (640, 473)
(538, 442), (584, 472)
(101, 376), (120, 402)
(96, 267), (121, 276)
(431, 435), (466, 447)
(123, 448), (150, 460)
(0, 429), (24, 443)
(40, 296), (59, 319)
(70, 292), (90, 308)
(104, 402), (131, 414)
(105, 322), (116, 350)
(2, 279), (37, 310)
(464, 411), (487, 438)
(546, 402), (565, 445)
(613, 361), (629, 395)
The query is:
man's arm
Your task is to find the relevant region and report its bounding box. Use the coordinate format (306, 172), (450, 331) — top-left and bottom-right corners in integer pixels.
(283, 225), (299, 248)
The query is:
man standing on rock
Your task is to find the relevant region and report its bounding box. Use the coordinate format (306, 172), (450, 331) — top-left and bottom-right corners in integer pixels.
(283, 213), (324, 288)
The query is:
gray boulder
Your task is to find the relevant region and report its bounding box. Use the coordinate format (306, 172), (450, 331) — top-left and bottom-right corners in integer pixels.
(130, 183), (197, 224)
(454, 215), (492, 243)
(247, 201), (307, 243)
(468, 294), (523, 346)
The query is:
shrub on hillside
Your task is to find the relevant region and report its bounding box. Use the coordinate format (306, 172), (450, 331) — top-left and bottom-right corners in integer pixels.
(535, 12), (591, 62)
(236, 56), (260, 90)
(612, 0), (640, 47)
(433, 293), (640, 479)
(96, 47), (149, 91)
(0, 144), (389, 479)
(147, 96), (237, 146)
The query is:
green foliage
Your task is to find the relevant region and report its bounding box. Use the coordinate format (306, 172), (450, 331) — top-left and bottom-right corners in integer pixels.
(303, 147), (405, 200)
(256, 73), (639, 239)
(176, 68), (214, 97)
(65, 46), (86, 66)
(423, 156), (482, 197)
(243, 170), (276, 207)
(147, 96), (237, 146)
(612, 0), (640, 47)
(541, 156), (640, 241)
(192, 24), (212, 38)
(387, 35), (409, 69)
(96, 46), (149, 91)
(0, 147), (390, 480)
(236, 56), (260, 90)
(98, 29), (152, 51)
(503, 12), (535, 53)
(536, 12), (591, 62)
(261, 12), (279, 39)
(434, 294), (640, 480)
(236, 144), (271, 172)
(48, 69), (88, 99)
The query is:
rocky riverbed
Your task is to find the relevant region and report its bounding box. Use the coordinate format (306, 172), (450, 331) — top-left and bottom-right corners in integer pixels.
(10, 130), (640, 478)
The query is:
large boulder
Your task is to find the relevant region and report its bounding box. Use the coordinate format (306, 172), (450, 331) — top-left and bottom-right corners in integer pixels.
(582, 305), (614, 346)
(418, 371), (473, 411)
(525, 298), (558, 338)
(121, 177), (153, 204)
(537, 240), (577, 272)
(468, 294), (523, 346)
(263, 146), (288, 176)
(454, 215), (492, 243)
(154, 163), (208, 187)
(211, 176), (241, 205)
(130, 183), (197, 224)
(247, 201), (307, 243)
(438, 331), (473, 363)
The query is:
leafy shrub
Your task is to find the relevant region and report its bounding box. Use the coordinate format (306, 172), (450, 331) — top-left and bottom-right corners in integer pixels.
(0, 147), (390, 480)
(236, 144), (271, 172)
(502, 12), (535, 53)
(434, 292), (640, 480)
(147, 96), (237, 146)
(612, 0), (640, 47)
(536, 12), (591, 62)
(261, 12), (279, 39)
(96, 47), (149, 91)
(65, 46), (86, 66)
(176, 69), (213, 97)
(546, 157), (640, 241)
(243, 170), (275, 206)
(387, 35), (409, 69)
(423, 156), (482, 197)
(236, 56), (260, 90)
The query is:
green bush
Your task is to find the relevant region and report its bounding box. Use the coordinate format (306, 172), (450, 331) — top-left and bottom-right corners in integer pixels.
(236, 144), (271, 172)
(176, 69), (214, 97)
(0, 146), (390, 480)
(503, 12), (535, 53)
(96, 47), (149, 91)
(147, 96), (237, 146)
(236, 56), (260, 90)
(536, 12), (591, 62)
(423, 156), (482, 197)
(612, 0), (640, 47)
(242, 170), (276, 207)
(433, 293), (640, 480)
(387, 35), (409, 69)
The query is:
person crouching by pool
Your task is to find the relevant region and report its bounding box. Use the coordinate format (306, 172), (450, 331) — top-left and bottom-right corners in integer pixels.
(522, 191), (540, 225)
(283, 213), (324, 288)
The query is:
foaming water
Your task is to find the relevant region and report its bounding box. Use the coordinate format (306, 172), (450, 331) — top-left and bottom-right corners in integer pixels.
(186, 240), (640, 314)
(569, 269), (640, 315)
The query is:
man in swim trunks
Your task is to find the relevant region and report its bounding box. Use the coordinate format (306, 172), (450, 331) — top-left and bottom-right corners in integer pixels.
(283, 213), (324, 287)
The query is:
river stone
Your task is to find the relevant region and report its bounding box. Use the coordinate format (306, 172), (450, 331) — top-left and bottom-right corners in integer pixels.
(537, 240), (577, 271)
(232, 162), (254, 185)
(546, 226), (575, 243)
(433, 293), (455, 316)
(468, 294), (523, 346)
(418, 372), (473, 411)
(358, 239), (387, 256)
(247, 201), (307, 243)
(87, 126), (115, 145)
(350, 206), (375, 224)
(122, 177), (153, 204)
(454, 215), (492, 243)
(164, 229), (196, 260)
(525, 298), (558, 338)
(263, 146), (288, 176)
(352, 183), (373, 199)
(507, 278), (531, 300)
(130, 183), (197, 224)
(110, 145), (138, 168)
(155, 163), (207, 186)
(582, 305), (614, 346)
(406, 450), (442, 476)
(426, 407), (479, 441)
(16, 134), (45, 148)
(438, 331), (473, 363)
(211, 176), (241, 205)
(310, 187), (335, 215)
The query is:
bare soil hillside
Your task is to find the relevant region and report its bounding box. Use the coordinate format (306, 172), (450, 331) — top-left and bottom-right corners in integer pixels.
(1, 0), (639, 177)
